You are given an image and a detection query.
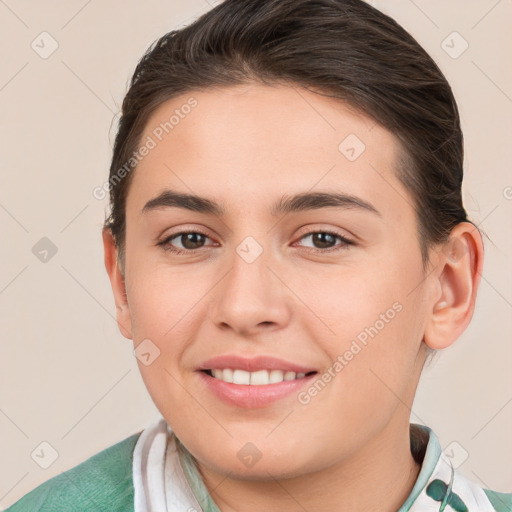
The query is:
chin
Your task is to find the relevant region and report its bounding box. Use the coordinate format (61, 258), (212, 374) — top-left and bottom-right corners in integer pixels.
(200, 453), (311, 481)
(189, 436), (320, 480)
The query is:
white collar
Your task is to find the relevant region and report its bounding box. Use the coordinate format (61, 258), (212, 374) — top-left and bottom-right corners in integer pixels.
(132, 416), (204, 512)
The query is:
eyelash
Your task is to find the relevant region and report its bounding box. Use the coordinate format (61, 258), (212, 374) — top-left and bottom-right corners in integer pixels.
(157, 229), (355, 255)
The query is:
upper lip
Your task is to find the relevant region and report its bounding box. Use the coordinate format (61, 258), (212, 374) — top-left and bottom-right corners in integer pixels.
(198, 355), (317, 374)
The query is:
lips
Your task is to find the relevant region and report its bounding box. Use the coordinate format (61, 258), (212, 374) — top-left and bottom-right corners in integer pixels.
(196, 354), (318, 408)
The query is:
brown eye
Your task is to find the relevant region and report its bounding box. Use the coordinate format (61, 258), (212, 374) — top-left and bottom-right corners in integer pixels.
(177, 232), (207, 250)
(310, 232), (337, 249)
(159, 230), (214, 254)
(297, 230), (354, 252)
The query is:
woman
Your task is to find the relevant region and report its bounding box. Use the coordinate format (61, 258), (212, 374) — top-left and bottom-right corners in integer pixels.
(5, 0), (511, 510)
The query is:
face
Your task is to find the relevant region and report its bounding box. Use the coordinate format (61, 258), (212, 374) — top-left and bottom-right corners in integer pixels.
(117, 83), (434, 478)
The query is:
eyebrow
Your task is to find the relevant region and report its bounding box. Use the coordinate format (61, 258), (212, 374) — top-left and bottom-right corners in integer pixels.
(141, 189), (381, 217)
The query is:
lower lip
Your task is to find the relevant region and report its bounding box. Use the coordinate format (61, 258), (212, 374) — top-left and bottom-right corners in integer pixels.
(198, 371), (316, 408)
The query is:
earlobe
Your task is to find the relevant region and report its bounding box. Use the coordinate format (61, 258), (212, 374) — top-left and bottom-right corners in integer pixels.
(102, 228), (133, 339)
(423, 222), (484, 350)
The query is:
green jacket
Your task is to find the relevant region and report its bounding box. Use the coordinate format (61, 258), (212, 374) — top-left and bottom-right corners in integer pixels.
(3, 431), (141, 512)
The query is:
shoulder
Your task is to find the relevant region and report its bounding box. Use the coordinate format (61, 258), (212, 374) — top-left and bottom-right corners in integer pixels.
(3, 430), (143, 512)
(482, 488), (512, 512)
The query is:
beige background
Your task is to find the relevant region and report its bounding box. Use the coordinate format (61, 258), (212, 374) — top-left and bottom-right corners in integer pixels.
(0, 0), (511, 508)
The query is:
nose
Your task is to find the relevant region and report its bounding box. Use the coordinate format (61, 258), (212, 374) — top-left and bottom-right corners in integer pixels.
(209, 241), (292, 337)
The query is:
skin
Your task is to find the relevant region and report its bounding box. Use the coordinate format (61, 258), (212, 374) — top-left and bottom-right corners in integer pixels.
(103, 83), (483, 512)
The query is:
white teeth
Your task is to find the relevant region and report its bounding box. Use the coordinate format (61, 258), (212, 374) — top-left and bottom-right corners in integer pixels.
(209, 369), (310, 385)
(250, 370), (269, 385)
(222, 368), (234, 383)
(233, 369), (251, 385)
(269, 369), (284, 383)
(213, 368), (234, 383)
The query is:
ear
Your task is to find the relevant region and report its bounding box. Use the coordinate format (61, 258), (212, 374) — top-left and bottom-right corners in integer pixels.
(423, 222), (484, 350)
(102, 228), (133, 339)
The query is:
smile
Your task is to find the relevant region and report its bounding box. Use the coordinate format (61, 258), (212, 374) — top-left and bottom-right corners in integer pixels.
(196, 354), (319, 408)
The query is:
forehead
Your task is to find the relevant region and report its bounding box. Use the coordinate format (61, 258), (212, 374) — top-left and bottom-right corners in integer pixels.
(127, 83), (413, 222)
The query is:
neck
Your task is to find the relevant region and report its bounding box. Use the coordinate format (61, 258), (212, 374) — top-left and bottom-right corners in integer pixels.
(196, 415), (423, 512)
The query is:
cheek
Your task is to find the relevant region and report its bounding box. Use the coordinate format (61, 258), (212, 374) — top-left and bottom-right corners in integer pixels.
(305, 255), (425, 393)
(126, 259), (206, 337)
(124, 266), (202, 410)
(297, 262), (404, 353)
